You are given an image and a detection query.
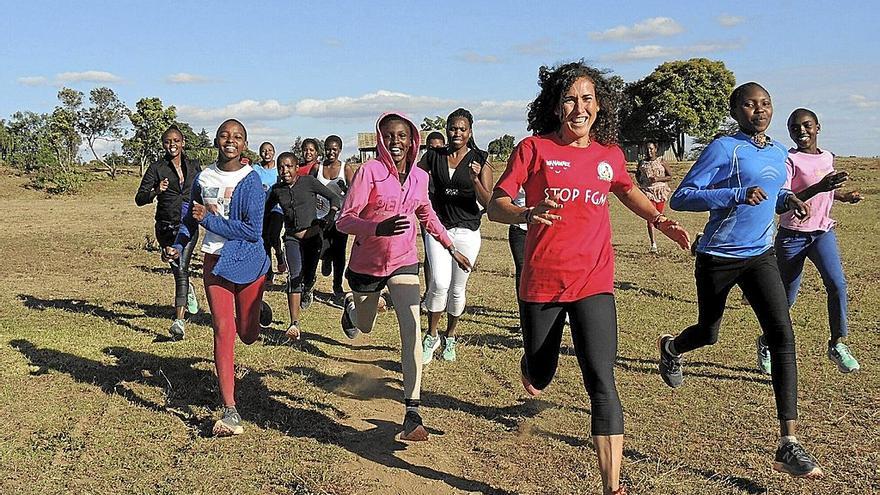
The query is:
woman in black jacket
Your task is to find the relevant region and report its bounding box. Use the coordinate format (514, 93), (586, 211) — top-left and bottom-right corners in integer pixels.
(134, 125), (202, 340)
(265, 152), (342, 340)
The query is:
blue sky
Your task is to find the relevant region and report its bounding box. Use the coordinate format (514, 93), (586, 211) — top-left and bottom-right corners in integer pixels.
(3, 1), (879, 158)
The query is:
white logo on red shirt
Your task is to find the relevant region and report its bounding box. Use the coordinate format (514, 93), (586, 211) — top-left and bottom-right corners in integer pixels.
(597, 161), (613, 182)
(546, 159), (571, 174)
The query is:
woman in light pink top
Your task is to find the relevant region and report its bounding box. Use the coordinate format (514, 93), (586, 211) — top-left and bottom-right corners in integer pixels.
(336, 112), (472, 441)
(761, 108), (863, 374)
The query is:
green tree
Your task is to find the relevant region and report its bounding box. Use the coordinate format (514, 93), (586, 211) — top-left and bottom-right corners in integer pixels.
(48, 88), (85, 172)
(77, 87), (128, 178)
(621, 58), (735, 160)
(487, 134), (516, 161)
(420, 116), (446, 131)
(123, 97), (177, 176)
(5, 111), (55, 171)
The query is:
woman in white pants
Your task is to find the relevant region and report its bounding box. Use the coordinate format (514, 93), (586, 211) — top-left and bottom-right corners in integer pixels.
(419, 108), (493, 363)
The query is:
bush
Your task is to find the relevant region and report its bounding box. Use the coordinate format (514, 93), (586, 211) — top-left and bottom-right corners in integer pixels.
(29, 168), (89, 195)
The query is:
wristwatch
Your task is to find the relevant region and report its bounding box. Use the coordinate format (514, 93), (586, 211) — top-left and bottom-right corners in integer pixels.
(448, 245), (458, 256)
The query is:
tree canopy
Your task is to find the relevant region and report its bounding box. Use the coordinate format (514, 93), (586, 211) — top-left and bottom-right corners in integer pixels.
(487, 134), (516, 161)
(621, 58), (735, 160)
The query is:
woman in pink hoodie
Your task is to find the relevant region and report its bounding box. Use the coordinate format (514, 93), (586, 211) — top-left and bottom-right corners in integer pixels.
(336, 112), (472, 441)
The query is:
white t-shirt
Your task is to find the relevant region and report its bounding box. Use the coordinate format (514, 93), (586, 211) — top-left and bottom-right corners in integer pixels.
(315, 161), (347, 219)
(512, 187), (527, 231)
(198, 163), (253, 254)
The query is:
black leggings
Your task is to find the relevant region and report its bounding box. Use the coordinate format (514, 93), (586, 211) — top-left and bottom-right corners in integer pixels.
(673, 250), (798, 420)
(508, 225), (526, 318)
(263, 211), (285, 267)
(322, 228), (348, 293)
(155, 222), (199, 309)
(300, 232), (323, 291)
(283, 238), (304, 293)
(521, 293), (623, 436)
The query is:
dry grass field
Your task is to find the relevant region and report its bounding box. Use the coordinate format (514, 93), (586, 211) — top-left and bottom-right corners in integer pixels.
(0, 158), (877, 494)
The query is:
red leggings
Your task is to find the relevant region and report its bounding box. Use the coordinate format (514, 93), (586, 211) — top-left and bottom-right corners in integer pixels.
(203, 253), (266, 406)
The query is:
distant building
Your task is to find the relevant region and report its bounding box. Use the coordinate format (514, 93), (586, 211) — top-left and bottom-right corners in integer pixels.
(619, 140), (676, 163)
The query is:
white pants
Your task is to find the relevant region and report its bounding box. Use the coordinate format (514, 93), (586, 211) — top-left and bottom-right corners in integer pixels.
(424, 227), (481, 317)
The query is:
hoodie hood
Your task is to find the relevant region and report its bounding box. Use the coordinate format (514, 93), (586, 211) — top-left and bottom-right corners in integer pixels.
(375, 111), (421, 175)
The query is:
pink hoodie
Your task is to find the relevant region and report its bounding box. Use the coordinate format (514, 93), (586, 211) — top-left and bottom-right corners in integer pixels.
(337, 112), (453, 277)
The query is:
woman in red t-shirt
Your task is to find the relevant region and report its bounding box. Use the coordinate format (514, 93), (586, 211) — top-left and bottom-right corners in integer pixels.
(487, 61), (690, 495)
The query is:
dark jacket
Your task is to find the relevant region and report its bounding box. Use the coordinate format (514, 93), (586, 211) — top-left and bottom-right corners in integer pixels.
(265, 176), (342, 239)
(135, 154), (202, 225)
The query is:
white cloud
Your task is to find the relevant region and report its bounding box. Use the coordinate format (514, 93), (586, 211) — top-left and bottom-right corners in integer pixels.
(294, 90), (526, 122)
(166, 72), (213, 84)
(323, 37), (343, 48)
(849, 94), (880, 109)
(56, 70), (123, 83)
(717, 14), (744, 27)
(17, 76), (48, 86)
(177, 99), (296, 122)
(603, 41), (742, 62)
(513, 38), (556, 56)
(590, 17), (683, 42)
(295, 90), (458, 119)
(456, 51), (501, 64)
(472, 100), (529, 121)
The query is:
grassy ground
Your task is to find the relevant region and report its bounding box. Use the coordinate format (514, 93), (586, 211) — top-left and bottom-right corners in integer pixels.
(0, 158), (877, 494)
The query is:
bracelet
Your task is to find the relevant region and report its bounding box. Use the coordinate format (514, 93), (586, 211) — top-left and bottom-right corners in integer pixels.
(522, 207), (535, 225)
(651, 213), (669, 228)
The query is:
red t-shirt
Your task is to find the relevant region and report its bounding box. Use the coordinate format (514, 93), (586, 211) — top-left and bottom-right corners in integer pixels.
(495, 135), (632, 303)
(297, 162), (318, 176)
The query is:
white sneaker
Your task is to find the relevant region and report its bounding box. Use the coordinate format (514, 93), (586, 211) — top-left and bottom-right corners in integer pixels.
(169, 319), (186, 340)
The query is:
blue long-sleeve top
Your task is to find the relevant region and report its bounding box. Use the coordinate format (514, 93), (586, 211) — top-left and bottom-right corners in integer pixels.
(670, 132), (792, 258)
(173, 169), (270, 284)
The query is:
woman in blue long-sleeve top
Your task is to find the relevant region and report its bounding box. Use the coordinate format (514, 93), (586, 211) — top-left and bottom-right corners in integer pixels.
(656, 82), (825, 480)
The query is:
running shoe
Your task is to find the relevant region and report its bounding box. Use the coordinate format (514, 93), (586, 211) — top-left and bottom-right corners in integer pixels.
(442, 337), (457, 362)
(610, 486), (628, 495)
(756, 336), (772, 374)
(186, 282), (199, 314)
(212, 406), (244, 437)
(772, 441), (823, 478)
(828, 341), (860, 373)
(260, 301), (273, 327)
(422, 334), (441, 365)
(649, 243), (658, 254)
(341, 293), (360, 339)
(169, 319), (186, 340)
(321, 258), (332, 277)
(520, 356), (542, 397)
(300, 289), (313, 310)
(400, 410), (428, 441)
(658, 334), (683, 388)
(286, 321), (301, 341)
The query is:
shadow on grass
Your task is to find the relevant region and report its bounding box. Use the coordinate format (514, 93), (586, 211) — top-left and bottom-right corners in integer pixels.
(615, 355), (772, 385)
(18, 294), (161, 337)
(614, 280), (697, 305)
(519, 429), (767, 494)
(9, 339), (512, 494)
(115, 300), (214, 328)
(132, 261), (204, 278)
(284, 364), (554, 431)
(623, 448), (767, 494)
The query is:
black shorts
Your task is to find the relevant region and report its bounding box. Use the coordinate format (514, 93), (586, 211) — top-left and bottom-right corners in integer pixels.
(346, 263), (419, 293)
